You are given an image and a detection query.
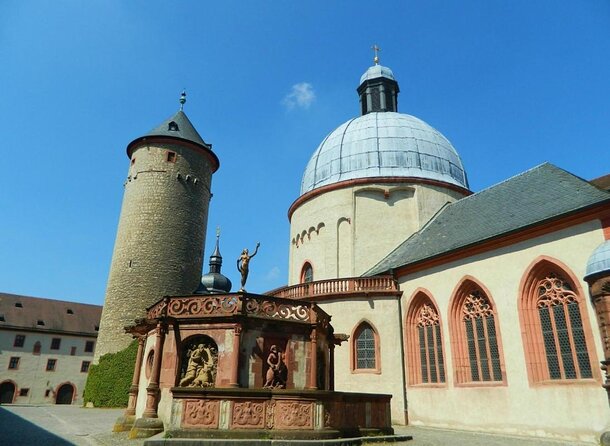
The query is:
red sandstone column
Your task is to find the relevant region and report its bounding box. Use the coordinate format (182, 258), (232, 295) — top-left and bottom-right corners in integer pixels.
(143, 322), (166, 418)
(125, 336), (146, 416)
(308, 328), (318, 390)
(229, 325), (242, 387)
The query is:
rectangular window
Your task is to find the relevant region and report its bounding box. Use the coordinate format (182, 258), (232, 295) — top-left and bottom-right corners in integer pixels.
(14, 334), (25, 347)
(81, 361), (91, 373)
(84, 341), (95, 353)
(166, 151), (177, 163)
(19, 388), (29, 397)
(50, 338), (61, 350)
(46, 359), (57, 371)
(70, 346), (76, 356)
(45, 389), (51, 397)
(8, 357), (20, 370)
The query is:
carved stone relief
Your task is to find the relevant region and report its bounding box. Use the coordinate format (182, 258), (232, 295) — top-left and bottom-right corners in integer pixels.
(275, 401), (313, 429)
(231, 401), (265, 428)
(179, 336), (218, 388)
(183, 399), (219, 428)
(263, 344), (287, 389)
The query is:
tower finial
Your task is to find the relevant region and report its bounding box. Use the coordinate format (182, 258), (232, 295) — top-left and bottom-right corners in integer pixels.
(372, 44), (381, 65)
(179, 90), (186, 111)
(216, 226), (220, 239)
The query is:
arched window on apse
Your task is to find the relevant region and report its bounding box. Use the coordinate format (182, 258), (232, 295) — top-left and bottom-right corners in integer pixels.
(352, 321), (379, 372)
(450, 279), (504, 384)
(406, 292), (446, 385)
(520, 259), (597, 383)
(301, 262), (313, 284)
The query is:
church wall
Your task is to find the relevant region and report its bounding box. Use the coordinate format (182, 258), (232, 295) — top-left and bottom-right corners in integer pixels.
(316, 296), (406, 424)
(398, 219), (608, 442)
(97, 141), (213, 360)
(288, 182), (464, 285)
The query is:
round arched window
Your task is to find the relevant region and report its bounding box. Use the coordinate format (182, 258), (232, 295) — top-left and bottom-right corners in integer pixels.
(301, 263), (313, 283)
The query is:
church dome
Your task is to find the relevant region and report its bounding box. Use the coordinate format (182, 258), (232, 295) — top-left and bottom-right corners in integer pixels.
(300, 62), (468, 195)
(300, 112), (468, 195)
(585, 240), (610, 280)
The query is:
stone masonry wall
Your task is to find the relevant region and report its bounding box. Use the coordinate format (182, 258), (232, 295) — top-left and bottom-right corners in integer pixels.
(95, 141), (214, 360)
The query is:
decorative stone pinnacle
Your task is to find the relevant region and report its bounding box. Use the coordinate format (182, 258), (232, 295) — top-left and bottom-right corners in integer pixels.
(180, 90), (186, 111)
(372, 44), (381, 65)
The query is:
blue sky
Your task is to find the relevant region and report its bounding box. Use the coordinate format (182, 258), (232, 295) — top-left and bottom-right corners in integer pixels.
(1, 1), (609, 305)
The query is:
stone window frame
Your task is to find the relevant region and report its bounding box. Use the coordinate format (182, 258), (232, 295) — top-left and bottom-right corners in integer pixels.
(50, 337), (61, 350)
(33, 341), (41, 355)
(448, 276), (507, 387)
(13, 334), (25, 348)
(8, 356), (20, 370)
(518, 256), (600, 386)
(19, 388), (29, 397)
(81, 361), (91, 373)
(405, 288), (447, 387)
(46, 358), (57, 372)
(300, 261), (314, 284)
(84, 340), (95, 353)
(350, 319), (381, 374)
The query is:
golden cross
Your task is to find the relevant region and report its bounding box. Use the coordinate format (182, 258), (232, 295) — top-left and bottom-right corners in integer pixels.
(372, 44), (381, 65)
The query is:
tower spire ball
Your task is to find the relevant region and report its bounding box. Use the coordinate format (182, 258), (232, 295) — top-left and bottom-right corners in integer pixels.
(179, 90), (186, 111)
(372, 44), (381, 65)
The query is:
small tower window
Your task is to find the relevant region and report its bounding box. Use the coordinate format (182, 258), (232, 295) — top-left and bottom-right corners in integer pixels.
(301, 262), (313, 283)
(168, 121), (179, 132)
(15, 302), (22, 308)
(166, 151), (177, 163)
(37, 320), (45, 326)
(66, 309), (73, 315)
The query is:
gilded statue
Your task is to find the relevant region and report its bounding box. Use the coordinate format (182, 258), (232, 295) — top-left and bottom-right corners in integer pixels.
(179, 343), (217, 387)
(263, 345), (287, 389)
(237, 242), (260, 292)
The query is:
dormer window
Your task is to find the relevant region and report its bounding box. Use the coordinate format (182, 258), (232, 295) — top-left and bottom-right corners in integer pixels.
(15, 302), (22, 308)
(37, 320), (45, 326)
(66, 309), (74, 315)
(168, 121), (179, 132)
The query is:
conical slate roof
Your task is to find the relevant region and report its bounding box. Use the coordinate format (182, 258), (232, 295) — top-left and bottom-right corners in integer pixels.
(145, 110), (207, 147)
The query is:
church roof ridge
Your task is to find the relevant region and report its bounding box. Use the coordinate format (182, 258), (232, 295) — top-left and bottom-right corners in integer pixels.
(365, 163), (610, 276)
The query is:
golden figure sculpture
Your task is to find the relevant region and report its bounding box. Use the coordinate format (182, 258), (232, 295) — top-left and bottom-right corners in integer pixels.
(237, 242), (260, 292)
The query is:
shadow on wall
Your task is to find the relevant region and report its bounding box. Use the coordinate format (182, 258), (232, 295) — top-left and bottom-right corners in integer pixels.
(0, 407), (73, 446)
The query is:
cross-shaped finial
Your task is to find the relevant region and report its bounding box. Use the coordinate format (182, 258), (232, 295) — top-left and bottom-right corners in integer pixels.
(179, 90), (186, 111)
(372, 44), (381, 65)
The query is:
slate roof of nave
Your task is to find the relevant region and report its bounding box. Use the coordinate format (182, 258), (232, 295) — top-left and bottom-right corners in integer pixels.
(365, 163), (610, 276)
(0, 292), (102, 336)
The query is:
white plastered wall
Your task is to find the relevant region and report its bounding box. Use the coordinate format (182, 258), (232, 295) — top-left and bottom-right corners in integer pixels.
(317, 296), (406, 424)
(289, 182), (465, 285)
(398, 219), (608, 443)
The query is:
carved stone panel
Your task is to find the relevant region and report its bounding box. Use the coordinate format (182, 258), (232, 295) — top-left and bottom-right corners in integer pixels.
(231, 400), (266, 429)
(275, 401), (314, 429)
(179, 335), (218, 388)
(182, 399), (219, 428)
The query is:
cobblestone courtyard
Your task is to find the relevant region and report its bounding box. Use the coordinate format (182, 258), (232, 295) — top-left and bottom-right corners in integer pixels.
(0, 405), (596, 445)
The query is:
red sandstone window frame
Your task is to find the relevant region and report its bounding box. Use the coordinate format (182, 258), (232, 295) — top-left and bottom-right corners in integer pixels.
(350, 320), (381, 374)
(46, 358), (57, 372)
(33, 341), (41, 355)
(81, 361), (91, 373)
(405, 289), (447, 387)
(300, 262), (314, 284)
(448, 276), (507, 387)
(166, 151), (177, 163)
(518, 256), (600, 386)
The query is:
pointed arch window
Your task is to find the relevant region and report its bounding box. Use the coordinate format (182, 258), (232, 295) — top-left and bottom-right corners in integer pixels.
(351, 321), (380, 373)
(406, 292), (446, 385)
(450, 280), (505, 385)
(520, 259), (599, 384)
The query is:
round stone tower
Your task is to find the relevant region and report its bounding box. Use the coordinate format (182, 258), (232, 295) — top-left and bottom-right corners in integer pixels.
(95, 96), (219, 360)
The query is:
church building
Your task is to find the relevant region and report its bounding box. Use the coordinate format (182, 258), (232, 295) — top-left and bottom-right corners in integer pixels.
(97, 58), (610, 443)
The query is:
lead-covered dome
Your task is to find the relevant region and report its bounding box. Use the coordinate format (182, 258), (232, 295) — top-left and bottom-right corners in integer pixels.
(300, 112), (468, 194)
(585, 240), (610, 280)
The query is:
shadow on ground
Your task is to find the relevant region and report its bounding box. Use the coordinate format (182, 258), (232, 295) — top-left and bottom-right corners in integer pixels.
(0, 406), (74, 446)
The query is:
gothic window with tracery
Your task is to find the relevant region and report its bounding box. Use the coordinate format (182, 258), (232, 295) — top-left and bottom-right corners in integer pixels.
(354, 322), (377, 370)
(415, 303), (445, 384)
(536, 274), (592, 380)
(461, 290), (502, 382)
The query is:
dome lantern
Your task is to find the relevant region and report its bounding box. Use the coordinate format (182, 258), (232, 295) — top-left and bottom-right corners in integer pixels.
(357, 49), (399, 115)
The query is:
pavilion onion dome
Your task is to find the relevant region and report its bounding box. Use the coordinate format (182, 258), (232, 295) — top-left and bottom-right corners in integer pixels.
(195, 232), (232, 294)
(584, 240), (610, 280)
(300, 63), (468, 196)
